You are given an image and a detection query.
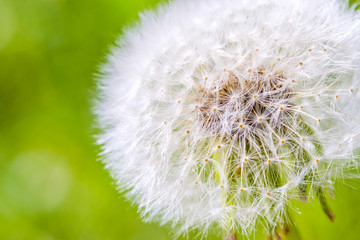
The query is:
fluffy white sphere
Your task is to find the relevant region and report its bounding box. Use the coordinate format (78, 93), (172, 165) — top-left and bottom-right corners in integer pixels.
(96, 0), (360, 237)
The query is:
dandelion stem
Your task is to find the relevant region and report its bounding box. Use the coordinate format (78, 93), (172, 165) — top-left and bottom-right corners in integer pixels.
(223, 231), (237, 240)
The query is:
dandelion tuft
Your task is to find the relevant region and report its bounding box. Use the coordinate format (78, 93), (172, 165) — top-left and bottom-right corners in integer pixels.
(95, 0), (360, 238)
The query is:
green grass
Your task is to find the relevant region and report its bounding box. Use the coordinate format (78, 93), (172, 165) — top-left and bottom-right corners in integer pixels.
(0, 0), (360, 239)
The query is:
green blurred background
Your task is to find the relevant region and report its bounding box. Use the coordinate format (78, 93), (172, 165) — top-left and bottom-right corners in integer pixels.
(1, 0), (360, 239)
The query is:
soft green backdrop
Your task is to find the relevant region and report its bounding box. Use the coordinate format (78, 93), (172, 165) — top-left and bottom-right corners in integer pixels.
(1, 0), (360, 239)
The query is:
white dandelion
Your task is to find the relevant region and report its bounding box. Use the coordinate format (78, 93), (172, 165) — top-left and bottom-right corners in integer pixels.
(95, 0), (360, 239)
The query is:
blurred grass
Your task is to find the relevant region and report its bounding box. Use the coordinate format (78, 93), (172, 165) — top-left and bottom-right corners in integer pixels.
(0, 0), (360, 239)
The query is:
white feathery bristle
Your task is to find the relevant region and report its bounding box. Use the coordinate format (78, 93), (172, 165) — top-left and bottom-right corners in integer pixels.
(95, 0), (360, 237)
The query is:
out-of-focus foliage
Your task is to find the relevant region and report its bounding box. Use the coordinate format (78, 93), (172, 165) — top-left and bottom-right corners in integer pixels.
(0, 0), (359, 239)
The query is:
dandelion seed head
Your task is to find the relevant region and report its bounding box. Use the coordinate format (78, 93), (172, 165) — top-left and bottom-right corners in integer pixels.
(96, 0), (360, 237)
